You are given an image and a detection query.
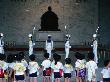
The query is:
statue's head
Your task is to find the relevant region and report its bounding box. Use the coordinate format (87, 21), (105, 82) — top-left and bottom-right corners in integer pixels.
(48, 6), (52, 11)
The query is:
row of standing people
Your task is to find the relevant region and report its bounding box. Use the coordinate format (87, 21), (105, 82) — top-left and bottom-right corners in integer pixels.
(0, 52), (110, 82)
(29, 34), (71, 59)
(0, 32), (98, 63)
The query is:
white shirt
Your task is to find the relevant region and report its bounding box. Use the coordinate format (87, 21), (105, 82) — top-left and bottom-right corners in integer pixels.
(101, 68), (110, 78)
(65, 41), (71, 49)
(0, 60), (8, 70)
(63, 64), (73, 73)
(53, 62), (63, 72)
(86, 60), (98, 74)
(41, 59), (51, 70)
(75, 59), (86, 69)
(28, 61), (40, 74)
(8, 62), (15, 69)
(45, 40), (53, 50)
(13, 62), (26, 75)
(93, 40), (97, 50)
(0, 39), (4, 54)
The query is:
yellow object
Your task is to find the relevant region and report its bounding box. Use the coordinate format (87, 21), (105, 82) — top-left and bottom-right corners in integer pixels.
(65, 64), (72, 68)
(4, 74), (8, 80)
(13, 63), (26, 72)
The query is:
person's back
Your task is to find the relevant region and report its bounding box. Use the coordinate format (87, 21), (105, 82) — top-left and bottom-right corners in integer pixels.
(86, 52), (98, 82)
(28, 54), (40, 82)
(13, 54), (26, 81)
(42, 59), (51, 70)
(41, 53), (51, 82)
(101, 60), (110, 82)
(86, 60), (97, 73)
(64, 58), (73, 82)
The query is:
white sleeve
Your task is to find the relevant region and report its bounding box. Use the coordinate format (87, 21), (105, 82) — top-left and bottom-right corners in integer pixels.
(94, 63), (98, 69)
(4, 63), (8, 70)
(101, 69), (104, 74)
(41, 61), (44, 66)
(75, 61), (80, 68)
(60, 63), (63, 69)
(51, 41), (53, 49)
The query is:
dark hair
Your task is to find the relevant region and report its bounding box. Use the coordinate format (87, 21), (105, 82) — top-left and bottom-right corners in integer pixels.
(53, 53), (57, 60)
(16, 54), (22, 61)
(75, 52), (82, 60)
(0, 54), (6, 60)
(65, 58), (71, 64)
(104, 60), (110, 67)
(80, 54), (85, 60)
(87, 52), (94, 60)
(29, 54), (36, 61)
(44, 53), (49, 59)
(7, 54), (14, 63)
(54, 54), (61, 65)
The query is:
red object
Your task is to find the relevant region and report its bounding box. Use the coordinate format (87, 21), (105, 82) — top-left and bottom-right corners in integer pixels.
(0, 69), (4, 78)
(59, 69), (63, 77)
(46, 68), (51, 75)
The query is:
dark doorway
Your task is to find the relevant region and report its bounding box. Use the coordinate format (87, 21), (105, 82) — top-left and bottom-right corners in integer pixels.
(39, 6), (60, 31)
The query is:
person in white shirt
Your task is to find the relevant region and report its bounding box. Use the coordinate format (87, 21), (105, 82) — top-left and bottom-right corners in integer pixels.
(0, 54), (8, 82)
(100, 60), (110, 82)
(19, 52), (28, 77)
(41, 53), (51, 82)
(51, 54), (63, 82)
(29, 34), (35, 56)
(64, 58), (73, 82)
(91, 34), (98, 64)
(7, 54), (15, 82)
(45, 35), (53, 59)
(28, 54), (40, 82)
(86, 52), (98, 82)
(75, 52), (86, 82)
(13, 54), (26, 82)
(65, 34), (71, 59)
(0, 33), (4, 54)
(19, 52), (28, 68)
(51, 53), (58, 82)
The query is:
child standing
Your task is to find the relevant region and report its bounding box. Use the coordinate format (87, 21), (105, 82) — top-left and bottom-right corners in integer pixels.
(100, 60), (110, 82)
(7, 54), (15, 82)
(19, 52), (28, 77)
(75, 52), (86, 82)
(28, 54), (40, 82)
(86, 52), (98, 82)
(19, 52), (28, 68)
(52, 54), (63, 82)
(41, 53), (51, 82)
(13, 54), (26, 82)
(0, 54), (8, 82)
(64, 58), (73, 82)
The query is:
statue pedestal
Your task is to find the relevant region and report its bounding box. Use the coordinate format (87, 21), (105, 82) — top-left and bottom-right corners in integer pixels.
(36, 31), (64, 41)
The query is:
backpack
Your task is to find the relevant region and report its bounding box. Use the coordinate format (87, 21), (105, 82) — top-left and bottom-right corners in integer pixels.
(46, 67), (51, 76)
(0, 68), (4, 78)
